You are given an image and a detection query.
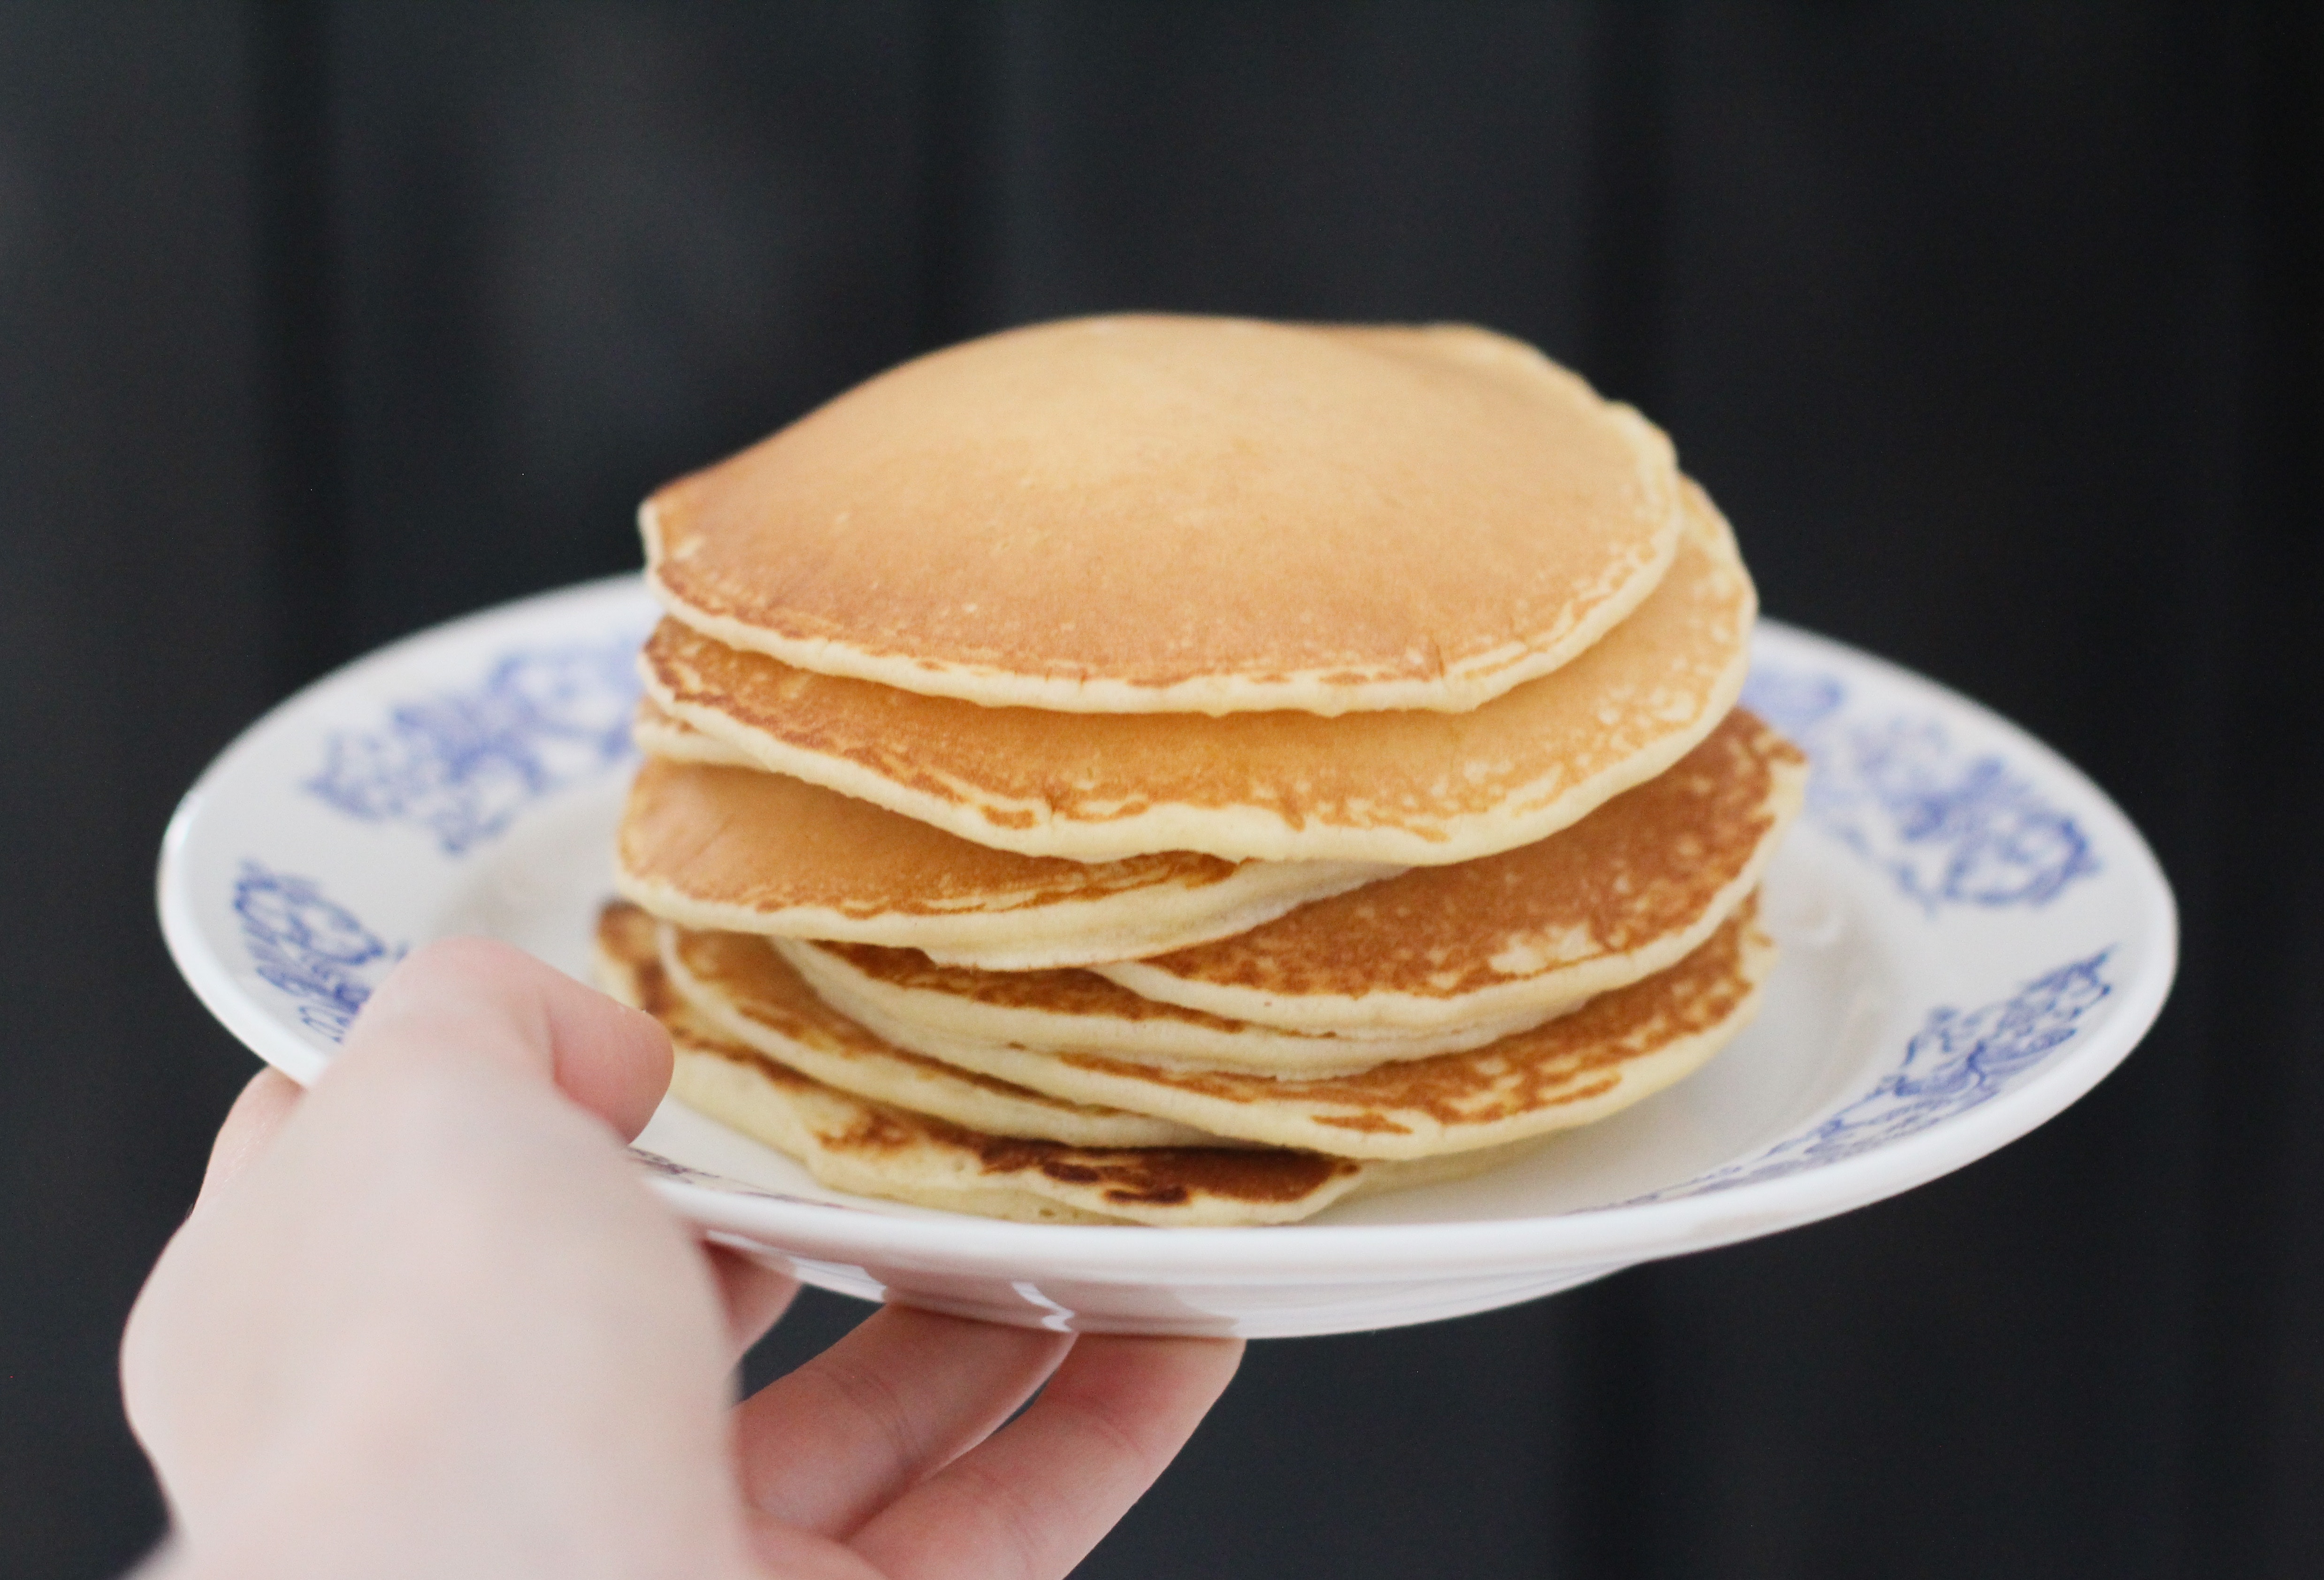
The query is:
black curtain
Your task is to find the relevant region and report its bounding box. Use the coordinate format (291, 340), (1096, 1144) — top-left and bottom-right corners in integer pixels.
(3, 5), (2318, 1577)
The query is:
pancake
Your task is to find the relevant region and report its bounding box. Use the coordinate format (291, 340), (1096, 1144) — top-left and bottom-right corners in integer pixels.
(594, 901), (1515, 1225)
(593, 902), (1212, 1147)
(772, 936), (1544, 1076)
(616, 757), (1395, 971)
(1098, 708), (1805, 1032)
(633, 699), (755, 766)
(769, 710), (1796, 1066)
(674, 899), (1772, 1161)
(644, 315), (1682, 717)
(641, 480), (1753, 866)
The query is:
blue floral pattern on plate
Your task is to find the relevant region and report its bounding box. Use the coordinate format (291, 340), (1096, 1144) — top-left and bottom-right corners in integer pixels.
(1613, 949), (2114, 1206)
(306, 634), (643, 856)
(1745, 662), (2097, 911)
(233, 862), (403, 1041)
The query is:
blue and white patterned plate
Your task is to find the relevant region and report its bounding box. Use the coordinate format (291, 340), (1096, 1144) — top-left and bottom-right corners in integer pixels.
(158, 576), (2175, 1338)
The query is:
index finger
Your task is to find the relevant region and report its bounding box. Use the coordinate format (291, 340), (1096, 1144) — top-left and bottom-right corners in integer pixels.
(844, 1333), (1244, 1580)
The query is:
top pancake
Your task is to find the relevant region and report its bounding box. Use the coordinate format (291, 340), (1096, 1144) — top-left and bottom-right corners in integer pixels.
(641, 479), (1753, 866)
(644, 315), (1683, 716)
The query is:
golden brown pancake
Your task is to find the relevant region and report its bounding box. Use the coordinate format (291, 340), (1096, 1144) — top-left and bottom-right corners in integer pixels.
(595, 902), (1510, 1225)
(777, 936), (1544, 1075)
(616, 757), (1394, 971)
(775, 710), (1798, 1065)
(673, 900), (1772, 1160)
(645, 315), (1682, 716)
(633, 699), (755, 766)
(1099, 708), (1805, 1032)
(584, 903), (1213, 1147)
(641, 481), (1753, 865)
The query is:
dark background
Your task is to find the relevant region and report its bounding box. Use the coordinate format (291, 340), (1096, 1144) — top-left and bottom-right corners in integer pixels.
(3, 3), (2319, 1576)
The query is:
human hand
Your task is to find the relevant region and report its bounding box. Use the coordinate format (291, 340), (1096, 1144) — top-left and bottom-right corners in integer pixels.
(122, 938), (1242, 1579)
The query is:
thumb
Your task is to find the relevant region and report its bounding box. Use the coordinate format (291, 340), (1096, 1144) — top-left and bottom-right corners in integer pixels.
(340, 936), (673, 1140)
(186, 1070), (305, 1214)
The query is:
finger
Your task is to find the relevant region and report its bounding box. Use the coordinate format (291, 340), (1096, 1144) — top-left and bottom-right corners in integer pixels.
(702, 1241), (801, 1363)
(343, 936), (672, 1138)
(740, 1518), (888, 1580)
(192, 1069), (304, 1210)
(733, 1306), (1073, 1539)
(848, 1333), (1244, 1580)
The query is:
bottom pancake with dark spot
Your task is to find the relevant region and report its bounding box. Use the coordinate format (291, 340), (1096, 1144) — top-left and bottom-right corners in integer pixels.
(596, 902), (1521, 1225)
(658, 895), (1774, 1162)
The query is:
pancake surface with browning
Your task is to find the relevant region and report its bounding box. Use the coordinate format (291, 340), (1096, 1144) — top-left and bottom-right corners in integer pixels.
(596, 902), (1491, 1225)
(642, 481), (1753, 865)
(591, 903), (1212, 1146)
(618, 757), (1392, 970)
(633, 699), (755, 766)
(676, 900), (1773, 1160)
(645, 315), (1682, 716)
(1099, 708), (1804, 1031)
(779, 936), (1545, 1075)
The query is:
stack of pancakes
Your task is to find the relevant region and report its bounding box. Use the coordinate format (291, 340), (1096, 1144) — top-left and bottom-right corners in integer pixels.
(594, 315), (1804, 1227)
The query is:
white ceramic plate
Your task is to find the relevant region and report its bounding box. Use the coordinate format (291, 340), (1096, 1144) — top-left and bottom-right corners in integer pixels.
(159, 577), (2174, 1338)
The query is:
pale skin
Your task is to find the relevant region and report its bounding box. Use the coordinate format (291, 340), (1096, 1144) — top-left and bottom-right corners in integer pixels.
(121, 939), (1243, 1580)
